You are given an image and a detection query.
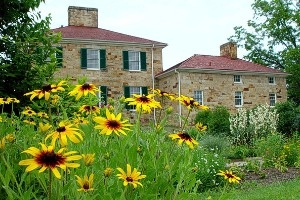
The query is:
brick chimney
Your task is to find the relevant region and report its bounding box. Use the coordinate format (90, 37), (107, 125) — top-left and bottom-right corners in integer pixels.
(68, 6), (98, 27)
(220, 42), (237, 59)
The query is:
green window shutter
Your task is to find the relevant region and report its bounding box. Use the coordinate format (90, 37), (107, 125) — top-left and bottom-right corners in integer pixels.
(81, 48), (87, 69)
(100, 86), (107, 105)
(124, 86), (130, 109)
(56, 47), (63, 67)
(140, 52), (147, 71)
(100, 49), (106, 70)
(123, 51), (129, 70)
(141, 87), (148, 96)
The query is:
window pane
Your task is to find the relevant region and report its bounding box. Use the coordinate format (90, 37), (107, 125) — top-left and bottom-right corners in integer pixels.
(87, 49), (99, 69)
(129, 51), (140, 70)
(234, 75), (241, 82)
(235, 92), (242, 106)
(194, 90), (203, 105)
(269, 93), (276, 106)
(268, 77), (275, 84)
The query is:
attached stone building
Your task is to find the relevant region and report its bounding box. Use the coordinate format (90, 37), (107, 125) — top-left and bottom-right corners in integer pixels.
(156, 42), (288, 125)
(52, 6), (167, 109)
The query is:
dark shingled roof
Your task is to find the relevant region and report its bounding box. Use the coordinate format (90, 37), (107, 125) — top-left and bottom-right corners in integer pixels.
(52, 25), (167, 46)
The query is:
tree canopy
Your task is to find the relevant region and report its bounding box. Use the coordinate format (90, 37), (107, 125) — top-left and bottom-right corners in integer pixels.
(0, 0), (61, 109)
(229, 0), (300, 104)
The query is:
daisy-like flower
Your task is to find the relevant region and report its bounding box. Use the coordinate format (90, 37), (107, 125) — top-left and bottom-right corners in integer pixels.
(37, 112), (49, 118)
(51, 80), (66, 92)
(24, 81), (65, 101)
(75, 174), (94, 192)
(195, 122), (207, 132)
(152, 89), (176, 100)
(22, 109), (36, 117)
(93, 109), (132, 136)
(116, 164), (146, 188)
(45, 121), (83, 147)
(73, 116), (89, 127)
(82, 154), (95, 166)
(124, 94), (161, 113)
(217, 170), (241, 184)
(7, 97), (20, 104)
(169, 132), (199, 149)
(177, 95), (209, 110)
(19, 143), (81, 179)
(38, 122), (52, 133)
(68, 83), (99, 101)
(0, 98), (11, 104)
(104, 167), (113, 177)
(23, 119), (36, 125)
(78, 105), (100, 115)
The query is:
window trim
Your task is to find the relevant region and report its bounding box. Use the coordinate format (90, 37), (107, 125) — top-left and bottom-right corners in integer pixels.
(233, 75), (242, 83)
(234, 91), (243, 107)
(269, 93), (276, 107)
(193, 90), (203, 105)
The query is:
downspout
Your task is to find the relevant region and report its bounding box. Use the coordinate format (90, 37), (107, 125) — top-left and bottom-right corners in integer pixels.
(174, 69), (182, 127)
(151, 44), (157, 125)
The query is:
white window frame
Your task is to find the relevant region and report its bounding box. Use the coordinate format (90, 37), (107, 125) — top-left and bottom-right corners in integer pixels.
(268, 76), (275, 84)
(128, 51), (141, 71)
(87, 49), (100, 70)
(269, 93), (276, 107)
(193, 90), (203, 105)
(234, 75), (242, 83)
(234, 91), (243, 107)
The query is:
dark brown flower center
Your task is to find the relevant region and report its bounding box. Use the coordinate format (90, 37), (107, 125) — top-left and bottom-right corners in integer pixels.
(82, 83), (92, 90)
(57, 126), (66, 132)
(36, 151), (65, 168)
(138, 96), (151, 103)
(42, 84), (52, 92)
(178, 133), (192, 141)
(225, 173), (235, 178)
(126, 177), (133, 182)
(107, 120), (121, 129)
(83, 182), (90, 190)
(28, 111), (32, 114)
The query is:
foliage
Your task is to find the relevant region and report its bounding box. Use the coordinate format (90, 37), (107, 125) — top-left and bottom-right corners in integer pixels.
(195, 106), (230, 136)
(200, 135), (230, 154)
(0, 0), (61, 111)
(229, 0), (300, 104)
(275, 100), (300, 136)
(229, 104), (278, 145)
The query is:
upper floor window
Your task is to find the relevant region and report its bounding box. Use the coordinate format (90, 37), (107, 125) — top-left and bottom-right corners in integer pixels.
(194, 90), (203, 105)
(268, 76), (275, 84)
(80, 48), (106, 70)
(234, 75), (241, 83)
(269, 93), (276, 107)
(123, 51), (146, 71)
(235, 91), (243, 107)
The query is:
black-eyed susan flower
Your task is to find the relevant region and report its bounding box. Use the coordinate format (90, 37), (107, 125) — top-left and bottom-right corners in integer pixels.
(23, 119), (36, 125)
(51, 80), (66, 92)
(45, 121), (83, 147)
(73, 116), (89, 127)
(0, 98), (11, 104)
(152, 88), (176, 100)
(104, 167), (113, 177)
(24, 81), (65, 101)
(93, 109), (132, 136)
(38, 122), (52, 133)
(37, 112), (49, 118)
(78, 105), (100, 115)
(124, 94), (161, 113)
(195, 122), (207, 132)
(75, 174), (94, 192)
(82, 154), (95, 166)
(7, 97), (20, 104)
(217, 170), (241, 183)
(169, 132), (199, 149)
(68, 83), (99, 101)
(177, 95), (209, 110)
(22, 109), (36, 117)
(116, 164), (146, 188)
(19, 143), (81, 179)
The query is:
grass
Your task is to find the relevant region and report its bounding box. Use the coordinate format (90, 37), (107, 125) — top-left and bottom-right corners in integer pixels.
(199, 177), (300, 200)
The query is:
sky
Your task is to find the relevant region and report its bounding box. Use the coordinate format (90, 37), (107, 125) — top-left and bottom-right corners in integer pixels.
(38, 0), (254, 70)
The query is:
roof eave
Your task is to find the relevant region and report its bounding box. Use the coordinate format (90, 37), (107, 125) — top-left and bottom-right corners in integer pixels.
(59, 38), (168, 48)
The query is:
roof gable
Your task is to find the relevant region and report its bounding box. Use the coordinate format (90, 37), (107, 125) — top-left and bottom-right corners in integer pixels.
(52, 26), (167, 46)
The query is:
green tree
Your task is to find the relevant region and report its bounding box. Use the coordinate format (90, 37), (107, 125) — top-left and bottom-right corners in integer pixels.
(229, 0), (300, 104)
(0, 0), (61, 110)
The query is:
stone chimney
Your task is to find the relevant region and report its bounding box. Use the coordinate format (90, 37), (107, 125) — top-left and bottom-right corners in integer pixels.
(68, 6), (98, 27)
(220, 42), (237, 59)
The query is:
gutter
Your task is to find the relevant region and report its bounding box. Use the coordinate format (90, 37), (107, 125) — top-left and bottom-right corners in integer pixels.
(174, 69), (182, 127)
(151, 44), (157, 125)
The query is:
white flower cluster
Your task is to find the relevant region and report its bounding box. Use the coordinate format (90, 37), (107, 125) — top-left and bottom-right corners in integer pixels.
(229, 104), (278, 145)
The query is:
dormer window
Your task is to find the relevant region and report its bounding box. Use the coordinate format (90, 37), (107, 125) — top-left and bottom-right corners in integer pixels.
(268, 77), (275, 84)
(234, 75), (241, 83)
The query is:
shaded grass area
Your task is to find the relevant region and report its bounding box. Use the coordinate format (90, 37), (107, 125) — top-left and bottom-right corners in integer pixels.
(200, 177), (300, 200)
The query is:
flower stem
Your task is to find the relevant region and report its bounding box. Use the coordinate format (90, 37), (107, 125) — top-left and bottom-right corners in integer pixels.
(48, 169), (52, 200)
(181, 109), (191, 132)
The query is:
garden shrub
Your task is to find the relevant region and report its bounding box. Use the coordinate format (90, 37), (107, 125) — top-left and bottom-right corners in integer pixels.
(200, 135), (230, 154)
